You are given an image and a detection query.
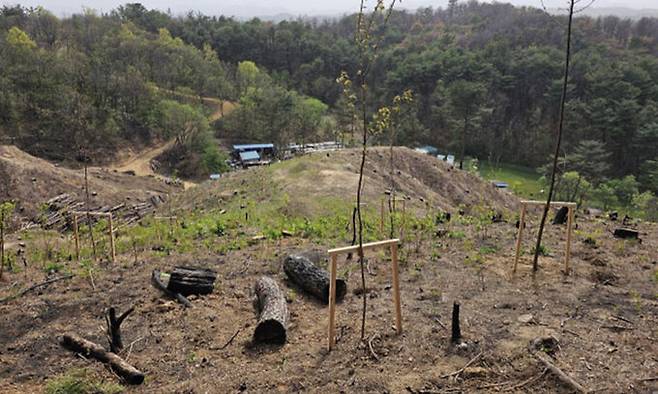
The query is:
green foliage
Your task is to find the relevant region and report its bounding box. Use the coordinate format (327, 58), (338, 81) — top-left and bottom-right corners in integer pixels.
(6, 26), (36, 49)
(591, 183), (619, 210)
(606, 175), (640, 206)
(46, 369), (123, 394)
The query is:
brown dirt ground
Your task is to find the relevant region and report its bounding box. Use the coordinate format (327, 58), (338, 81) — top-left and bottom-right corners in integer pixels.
(0, 145), (179, 223)
(0, 149), (656, 394)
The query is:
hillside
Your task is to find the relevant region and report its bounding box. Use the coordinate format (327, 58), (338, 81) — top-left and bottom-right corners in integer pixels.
(178, 147), (519, 217)
(0, 146), (656, 393)
(0, 145), (179, 223)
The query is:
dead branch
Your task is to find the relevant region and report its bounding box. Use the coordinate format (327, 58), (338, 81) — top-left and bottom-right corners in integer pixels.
(61, 333), (144, 385)
(506, 368), (547, 391)
(151, 270), (192, 308)
(0, 274), (73, 303)
(219, 329), (241, 350)
(441, 352), (482, 379)
(533, 352), (587, 393)
(368, 332), (380, 361)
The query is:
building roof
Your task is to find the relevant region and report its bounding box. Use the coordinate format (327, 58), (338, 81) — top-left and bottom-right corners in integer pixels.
(415, 145), (439, 154)
(233, 144), (274, 151)
(239, 151), (260, 161)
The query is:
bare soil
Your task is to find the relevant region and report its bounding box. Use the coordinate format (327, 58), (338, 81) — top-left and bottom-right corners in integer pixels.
(0, 148), (656, 394)
(0, 145), (179, 223)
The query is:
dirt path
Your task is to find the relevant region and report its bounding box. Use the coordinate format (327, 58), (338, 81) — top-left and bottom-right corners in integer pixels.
(108, 96), (235, 190)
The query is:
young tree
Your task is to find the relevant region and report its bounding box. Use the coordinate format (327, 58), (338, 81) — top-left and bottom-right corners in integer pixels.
(533, 0), (578, 273)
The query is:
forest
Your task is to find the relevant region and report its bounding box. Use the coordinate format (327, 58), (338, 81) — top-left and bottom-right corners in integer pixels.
(0, 2), (657, 211)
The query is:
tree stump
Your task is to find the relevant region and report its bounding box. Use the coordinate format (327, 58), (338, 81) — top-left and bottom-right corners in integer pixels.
(553, 206), (569, 225)
(254, 276), (289, 344)
(167, 266), (217, 296)
(283, 255), (347, 303)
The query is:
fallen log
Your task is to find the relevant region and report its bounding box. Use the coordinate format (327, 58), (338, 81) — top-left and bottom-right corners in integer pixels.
(613, 228), (640, 240)
(151, 270), (192, 308)
(254, 276), (289, 344)
(61, 333), (144, 385)
(283, 255), (346, 303)
(167, 266), (217, 296)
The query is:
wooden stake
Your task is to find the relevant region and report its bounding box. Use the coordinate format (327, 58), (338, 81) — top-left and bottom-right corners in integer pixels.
(391, 242), (402, 334)
(108, 213), (116, 263)
(328, 253), (338, 350)
(73, 215), (80, 262)
(380, 198), (385, 234)
(565, 206), (573, 274)
(513, 203), (527, 274)
(326, 238), (402, 351)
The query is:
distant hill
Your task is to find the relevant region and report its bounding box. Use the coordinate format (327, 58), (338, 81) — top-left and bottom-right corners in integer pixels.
(549, 6), (658, 19)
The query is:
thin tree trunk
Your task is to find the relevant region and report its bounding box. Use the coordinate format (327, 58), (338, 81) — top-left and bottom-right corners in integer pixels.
(84, 163), (98, 262)
(460, 116), (468, 170)
(0, 210), (4, 280)
(533, 0), (575, 272)
(357, 75), (368, 340)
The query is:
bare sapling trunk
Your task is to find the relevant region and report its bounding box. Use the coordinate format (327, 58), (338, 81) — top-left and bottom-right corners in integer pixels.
(533, 0), (575, 273)
(83, 161), (98, 262)
(0, 210), (4, 280)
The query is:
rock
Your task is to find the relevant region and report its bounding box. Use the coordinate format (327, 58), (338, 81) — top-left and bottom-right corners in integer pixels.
(517, 314), (535, 324)
(529, 336), (560, 355)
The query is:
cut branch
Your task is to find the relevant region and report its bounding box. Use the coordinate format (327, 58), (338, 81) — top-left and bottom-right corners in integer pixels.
(533, 351), (587, 393)
(61, 333), (144, 385)
(151, 269), (192, 308)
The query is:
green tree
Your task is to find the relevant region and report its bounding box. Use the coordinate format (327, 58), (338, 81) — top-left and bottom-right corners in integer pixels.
(444, 80), (489, 169)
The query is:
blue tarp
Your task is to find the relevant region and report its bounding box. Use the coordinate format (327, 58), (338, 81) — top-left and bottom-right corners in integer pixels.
(233, 144), (274, 151)
(493, 181), (509, 189)
(239, 151), (260, 162)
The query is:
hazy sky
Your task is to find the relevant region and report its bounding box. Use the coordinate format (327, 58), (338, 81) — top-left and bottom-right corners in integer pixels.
(2, 0), (657, 18)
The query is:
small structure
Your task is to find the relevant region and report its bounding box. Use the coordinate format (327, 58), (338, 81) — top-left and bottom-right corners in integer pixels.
(232, 144), (275, 167)
(446, 155), (455, 165)
(492, 181), (509, 189)
(238, 150), (261, 166)
(415, 145), (439, 156)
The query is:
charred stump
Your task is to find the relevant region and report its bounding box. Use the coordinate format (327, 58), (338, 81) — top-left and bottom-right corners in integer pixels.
(105, 306), (134, 353)
(283, 255), (347, 303)
(552, 206), (569, 225)
(451, 302), (461, 344)
(61, 333), (144, 385)
(254, 276), (289, 344)
(167, 266), (217, 296)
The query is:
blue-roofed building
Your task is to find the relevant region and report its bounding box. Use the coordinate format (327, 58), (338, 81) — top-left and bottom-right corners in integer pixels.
(232, 143), (275, 166)
(239, 150), (260, 163)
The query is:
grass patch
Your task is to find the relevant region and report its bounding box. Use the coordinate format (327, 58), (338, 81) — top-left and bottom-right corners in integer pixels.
(46, 369), (123, 394)
(478, 160), (543, 199)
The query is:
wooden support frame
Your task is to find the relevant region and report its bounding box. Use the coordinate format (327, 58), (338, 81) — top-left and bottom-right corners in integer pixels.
(513, 200), (576, 275)
(326, 238), (402, 351)
(71, 211), (116, 264)
(380, 197), (407, 239)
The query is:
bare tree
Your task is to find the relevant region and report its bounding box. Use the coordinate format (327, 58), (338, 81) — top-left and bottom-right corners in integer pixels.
(533, 0), (594, 272)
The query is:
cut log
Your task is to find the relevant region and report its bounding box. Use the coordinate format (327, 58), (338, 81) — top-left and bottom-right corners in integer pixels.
(283, 255), (346, 303)
(254, 276), (289, 344)
(552, 206), (568, 225)
(167, 266), (217, 296)
(151, 270), (192, 308)
(613, 228), (639, 240)
(61, 333), (144, 385)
